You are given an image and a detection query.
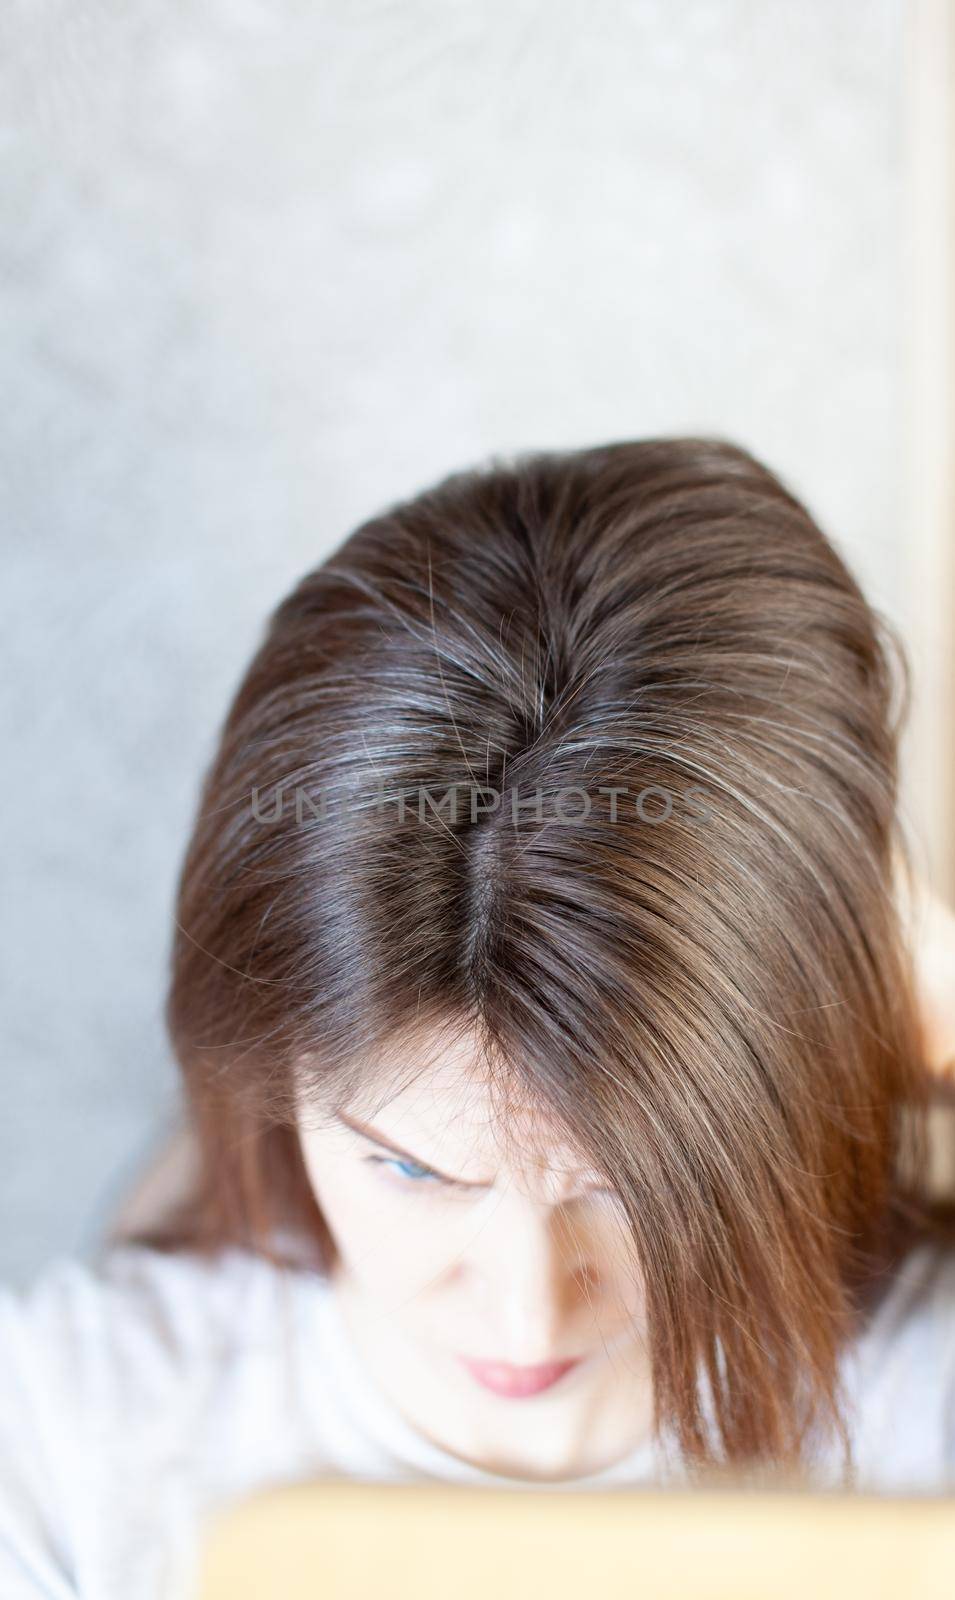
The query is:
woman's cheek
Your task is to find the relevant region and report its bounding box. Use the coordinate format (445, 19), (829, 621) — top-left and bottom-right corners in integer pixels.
(309, 1159), (465, 1298)
(356, 1199), (471, 1301)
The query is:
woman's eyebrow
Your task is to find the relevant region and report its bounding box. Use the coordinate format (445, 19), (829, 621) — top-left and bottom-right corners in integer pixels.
(332, 1108), (466, 1183)
(331, 1109), (608, 1194)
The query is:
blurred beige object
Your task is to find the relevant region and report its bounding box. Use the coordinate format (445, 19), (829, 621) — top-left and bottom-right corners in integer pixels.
(194, 1478), (955, 1600)
(912, 887), (955, 1091)
(896, 847), (955, 1090)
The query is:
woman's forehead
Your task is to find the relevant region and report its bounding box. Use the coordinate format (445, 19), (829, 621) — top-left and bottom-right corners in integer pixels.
(323, 1023), (587, 1174)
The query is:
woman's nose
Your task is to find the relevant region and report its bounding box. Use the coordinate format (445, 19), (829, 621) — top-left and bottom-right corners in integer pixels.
(466, 1187), (593, 1360)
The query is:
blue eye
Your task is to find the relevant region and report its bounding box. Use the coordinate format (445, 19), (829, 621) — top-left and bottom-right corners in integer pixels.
(368, 1155), (443, 1185)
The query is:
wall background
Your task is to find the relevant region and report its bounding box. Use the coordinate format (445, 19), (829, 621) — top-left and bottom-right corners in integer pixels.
(0, 0), (931, 1283)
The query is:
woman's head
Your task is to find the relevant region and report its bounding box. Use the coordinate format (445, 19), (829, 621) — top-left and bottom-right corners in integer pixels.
(155, 436), (932, 1481)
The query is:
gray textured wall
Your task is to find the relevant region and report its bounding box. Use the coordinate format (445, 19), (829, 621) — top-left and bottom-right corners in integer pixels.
(1, 0), (910, 1284)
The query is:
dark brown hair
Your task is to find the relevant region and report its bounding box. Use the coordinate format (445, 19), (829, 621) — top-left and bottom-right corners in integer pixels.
(132, 435), (949, 1483)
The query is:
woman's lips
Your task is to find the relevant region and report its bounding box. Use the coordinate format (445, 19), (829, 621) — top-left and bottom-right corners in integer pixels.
(458, 1355), (581, 1398)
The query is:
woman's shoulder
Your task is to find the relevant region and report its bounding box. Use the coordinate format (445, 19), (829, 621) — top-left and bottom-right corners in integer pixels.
(0, 1242), (336, 1597)
(859, 1235), (955, 1342)
(849, 1234), (955, 1384)
(839, 1237), (955, 1489)
(0, 1238), (326, 1452)
(1, 1241), (289, 1361)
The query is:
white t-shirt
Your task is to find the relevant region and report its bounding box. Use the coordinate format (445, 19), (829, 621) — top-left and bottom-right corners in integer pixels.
(1, 1237), (954, 1599)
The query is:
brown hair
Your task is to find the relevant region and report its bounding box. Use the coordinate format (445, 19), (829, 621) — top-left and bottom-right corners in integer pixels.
(131, 435), (950, 1482)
